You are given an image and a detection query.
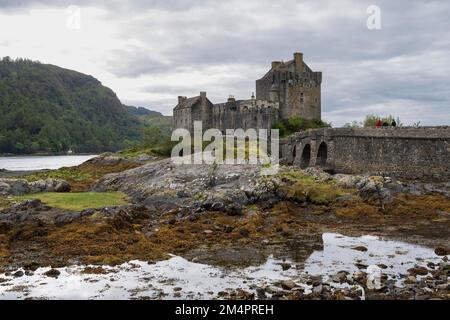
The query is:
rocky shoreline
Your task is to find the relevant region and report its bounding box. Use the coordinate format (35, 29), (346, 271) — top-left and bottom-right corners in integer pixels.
(0, 153), (448, 300)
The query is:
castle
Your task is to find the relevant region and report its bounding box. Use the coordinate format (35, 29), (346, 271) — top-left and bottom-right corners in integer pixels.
(173, 52), (322, 133)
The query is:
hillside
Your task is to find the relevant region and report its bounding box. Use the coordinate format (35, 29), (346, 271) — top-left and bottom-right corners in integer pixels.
(125, 105), (162, 117)
(0, 57), (163, 154)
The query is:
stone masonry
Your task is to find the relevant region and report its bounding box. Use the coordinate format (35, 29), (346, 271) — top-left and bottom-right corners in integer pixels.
(173, 52), (321, 133)
(280, 127), (450, 180)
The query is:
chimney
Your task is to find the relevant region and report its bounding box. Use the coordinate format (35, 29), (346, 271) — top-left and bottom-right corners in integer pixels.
(294, 52), (303, 74)
(178, 96), (186, 104)
(271, 61), (282, 69)
(227, 95), (236, 103)
(200, 91), (207, 102)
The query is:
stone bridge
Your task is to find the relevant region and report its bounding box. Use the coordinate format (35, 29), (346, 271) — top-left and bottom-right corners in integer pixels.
(279, 127), (450, 180)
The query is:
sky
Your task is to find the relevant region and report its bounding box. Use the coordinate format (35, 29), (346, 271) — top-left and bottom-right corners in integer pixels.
(0, 0), (449, 126)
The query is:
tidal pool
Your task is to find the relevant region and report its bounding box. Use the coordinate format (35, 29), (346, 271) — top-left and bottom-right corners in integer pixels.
(0, 233), (445, 300)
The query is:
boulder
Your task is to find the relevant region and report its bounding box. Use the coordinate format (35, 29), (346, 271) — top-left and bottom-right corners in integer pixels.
(0, 178), (70, 196)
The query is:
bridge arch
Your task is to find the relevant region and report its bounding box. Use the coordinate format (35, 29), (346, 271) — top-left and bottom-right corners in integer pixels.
(315, 141), (328, 167)
(300, 144), (311, 169)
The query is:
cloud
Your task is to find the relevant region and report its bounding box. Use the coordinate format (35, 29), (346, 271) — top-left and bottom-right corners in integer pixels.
(0, 0), (449, 125)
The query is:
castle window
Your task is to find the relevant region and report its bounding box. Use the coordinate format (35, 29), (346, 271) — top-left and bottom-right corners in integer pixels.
(272, 74), (275, 84)
(300, 92), (304, 104)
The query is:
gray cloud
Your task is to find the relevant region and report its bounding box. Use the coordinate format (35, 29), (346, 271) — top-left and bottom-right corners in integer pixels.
(1, 0), (449, 125)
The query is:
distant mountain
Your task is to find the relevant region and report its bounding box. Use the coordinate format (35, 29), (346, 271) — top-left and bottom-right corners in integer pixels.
(125, 106), (163, 117)
(0, 57), (167, 154)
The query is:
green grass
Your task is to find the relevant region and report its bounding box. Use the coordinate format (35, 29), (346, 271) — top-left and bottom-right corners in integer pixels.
(0, 196), (12, 211)
(21, 167), (92, 182)
(13, 192), (129, 211)
(119, 148), (157, 158)
(277, 170), (350, 205)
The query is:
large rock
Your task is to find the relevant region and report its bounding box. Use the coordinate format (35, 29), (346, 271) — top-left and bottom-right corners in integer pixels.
(304, 167), (332, 182)
(0, 178), (70, 196)
(93, 159), (277, 215)
(334, 174), (398, 202)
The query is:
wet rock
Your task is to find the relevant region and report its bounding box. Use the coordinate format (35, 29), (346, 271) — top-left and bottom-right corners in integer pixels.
(265, 286), (280, 294)
(256, 287), (266, 299)
(173, 287), (182, 292)
(434, 247), (449, 256)
(237, 289), (255, 300)
(24, 261), (40, 271)
(352, 246), (368, 252)
(408, 266), (429, 276)
(44, 269), (61, 278)
(312, 284), (323, 296)
(355, 262), (368, 270)
(353, 271), (367, 283)
(280, 280), (297, 290)
(13, 270), (24, 277)
(279, 263), (291, 271)
(405, 276), (417, 284)
(332, 271), (349, 284)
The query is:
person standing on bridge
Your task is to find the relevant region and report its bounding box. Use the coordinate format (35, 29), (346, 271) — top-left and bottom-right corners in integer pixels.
(375, 119), (383, 128)
(391, 119), (397, 127)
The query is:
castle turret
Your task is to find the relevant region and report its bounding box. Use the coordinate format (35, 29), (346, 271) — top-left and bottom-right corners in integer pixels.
(200, 91), (211, 129)
(294, 52), (304, 74)
(178, 96), (187, 104)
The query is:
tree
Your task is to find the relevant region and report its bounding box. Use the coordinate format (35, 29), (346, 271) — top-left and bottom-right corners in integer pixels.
(363, 114), (403, 127)
(143, 124), (162, 147)
(273, 116), (330, 137)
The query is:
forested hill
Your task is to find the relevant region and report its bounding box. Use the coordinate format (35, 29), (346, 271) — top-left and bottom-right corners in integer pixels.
(0, 57), (151, 154)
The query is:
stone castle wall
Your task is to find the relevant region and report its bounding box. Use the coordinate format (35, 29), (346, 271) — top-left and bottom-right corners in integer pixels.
(174, 52), (322, 133)
(255, 53), (322, 121)
(280, 127), (450, 180)
(211, 99), (279, 133)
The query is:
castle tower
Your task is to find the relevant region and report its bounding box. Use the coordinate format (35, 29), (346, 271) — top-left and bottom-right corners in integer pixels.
(255, 52), (322, 121)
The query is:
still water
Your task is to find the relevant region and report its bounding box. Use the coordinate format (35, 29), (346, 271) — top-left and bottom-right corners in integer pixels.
(0, 155), (97, 171)
(0, 233), (444, 300)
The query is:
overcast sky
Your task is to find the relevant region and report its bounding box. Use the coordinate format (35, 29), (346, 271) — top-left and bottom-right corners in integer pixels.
(0, 0), (449, 126)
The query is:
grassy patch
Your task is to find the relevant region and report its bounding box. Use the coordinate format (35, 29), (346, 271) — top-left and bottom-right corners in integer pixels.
(23, 167), (92, 183)
(119, 148), (156, 158)
(0, 197), (12, 211)
(13, 192), (129, 211)
(278, 170), (350, 205)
